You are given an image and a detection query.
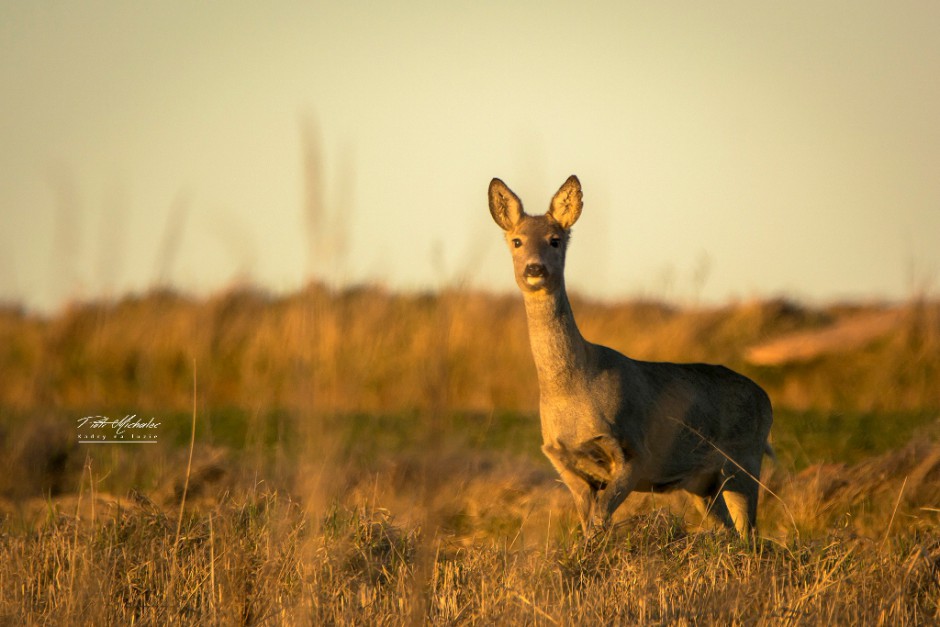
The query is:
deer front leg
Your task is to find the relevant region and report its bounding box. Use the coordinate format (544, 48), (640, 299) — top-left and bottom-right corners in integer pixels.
(589, 435), (639, 531)
(542, 444), (596, 535)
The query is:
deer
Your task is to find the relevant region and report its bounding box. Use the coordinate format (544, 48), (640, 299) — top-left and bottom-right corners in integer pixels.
(489, 175), (774, 539)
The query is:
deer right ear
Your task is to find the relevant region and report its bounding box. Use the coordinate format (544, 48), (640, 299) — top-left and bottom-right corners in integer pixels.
(489, 178), (524, 231)
(548, 175), (582, 229)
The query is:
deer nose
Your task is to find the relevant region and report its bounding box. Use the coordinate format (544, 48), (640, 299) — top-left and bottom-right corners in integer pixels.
(524, 263), (547, 278)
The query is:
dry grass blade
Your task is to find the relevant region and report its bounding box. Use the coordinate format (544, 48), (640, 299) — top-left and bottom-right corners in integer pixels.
(882, 475), (908, 549)
(209, 511), (217, 622)
(174, 358), (198, 549)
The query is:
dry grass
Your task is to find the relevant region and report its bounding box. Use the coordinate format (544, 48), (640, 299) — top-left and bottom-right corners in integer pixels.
(2, 446), (939, 624)
(2, 402), (940, 624)
(1, 285), (939, 623)
(1, 287), (938, 415)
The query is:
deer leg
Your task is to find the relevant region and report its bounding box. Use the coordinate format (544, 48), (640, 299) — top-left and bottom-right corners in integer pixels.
(688, 471), (737, 531)
(589, 435), (639, 532)
(719, 461), (761, 538)
(542, 444), (596, 535)
(691, 492), (736, 531)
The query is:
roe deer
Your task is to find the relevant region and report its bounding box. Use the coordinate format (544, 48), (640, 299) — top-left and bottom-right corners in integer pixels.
(489, 175), (773, 538)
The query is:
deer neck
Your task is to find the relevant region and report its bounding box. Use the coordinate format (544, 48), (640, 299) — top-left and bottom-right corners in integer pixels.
(522, 283), (590, 389)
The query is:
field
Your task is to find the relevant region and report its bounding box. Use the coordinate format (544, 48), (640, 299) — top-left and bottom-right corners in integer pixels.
(1, 285), (939, 624)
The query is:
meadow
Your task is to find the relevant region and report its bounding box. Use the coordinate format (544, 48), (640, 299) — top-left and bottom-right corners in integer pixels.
(1, 285), (939, 624)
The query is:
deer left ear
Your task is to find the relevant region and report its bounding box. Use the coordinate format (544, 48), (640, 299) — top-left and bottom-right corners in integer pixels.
(548, 175), (582, 229)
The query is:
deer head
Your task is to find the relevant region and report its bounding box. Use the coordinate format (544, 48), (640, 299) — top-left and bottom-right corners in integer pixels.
(489, 175), (583, 295)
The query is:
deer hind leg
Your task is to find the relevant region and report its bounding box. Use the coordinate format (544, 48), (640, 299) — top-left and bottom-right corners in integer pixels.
(688, 472), (736, 531)
(691, 492), (736, 531)
(719, 462), (761, 538)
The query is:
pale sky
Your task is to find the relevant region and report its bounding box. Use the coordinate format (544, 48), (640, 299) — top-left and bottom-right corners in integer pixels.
(2, 2), (939, 313)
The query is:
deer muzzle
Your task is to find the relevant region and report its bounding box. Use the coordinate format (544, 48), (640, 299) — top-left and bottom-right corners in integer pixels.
(524, 263), (547, 278)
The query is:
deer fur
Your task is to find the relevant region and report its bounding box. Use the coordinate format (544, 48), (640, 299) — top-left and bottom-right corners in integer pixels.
(489, 175), (773, 538)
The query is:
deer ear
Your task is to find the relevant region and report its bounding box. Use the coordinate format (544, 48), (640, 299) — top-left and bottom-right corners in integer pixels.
(489, 178), (524, 231)
(548, 175), (582, 229)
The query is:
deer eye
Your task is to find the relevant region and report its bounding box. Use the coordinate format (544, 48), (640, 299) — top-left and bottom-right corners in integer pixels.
(512, 238), (523, 248)
(549, 237), (561, 248)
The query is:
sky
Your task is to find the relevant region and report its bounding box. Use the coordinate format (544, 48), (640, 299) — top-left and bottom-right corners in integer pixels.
(2, 2), (939, 313)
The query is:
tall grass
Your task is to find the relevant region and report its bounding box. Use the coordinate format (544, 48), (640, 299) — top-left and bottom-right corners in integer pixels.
(1, 286), (939, 623)
(2, 473), (939, 623)
(1, 287), (938, 416)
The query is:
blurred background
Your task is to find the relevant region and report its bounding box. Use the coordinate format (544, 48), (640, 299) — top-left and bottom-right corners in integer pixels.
(2, 2), (939, 312)
(2, 5), (940, 622)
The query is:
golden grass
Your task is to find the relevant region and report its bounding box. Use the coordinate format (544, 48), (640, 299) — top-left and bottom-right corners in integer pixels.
(2, 457), (939, 624)
(2, 396), (940, 623)
(1, 286), (938, 415)
(1, 285), (939, 623)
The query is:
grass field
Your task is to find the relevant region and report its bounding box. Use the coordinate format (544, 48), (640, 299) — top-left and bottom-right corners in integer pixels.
(1, 285), (939, 623)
